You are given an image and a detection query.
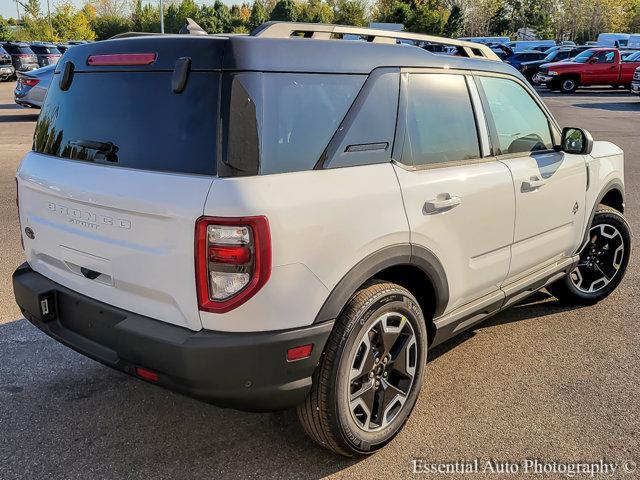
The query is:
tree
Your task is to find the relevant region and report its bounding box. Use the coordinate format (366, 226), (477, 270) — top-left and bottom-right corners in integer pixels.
(270, 0), (298, 21)
(214, 0), (232, 32)
(51, 2), (96, 41)
(332, 0), (367, 26)
(165, 0), (199, 33)
(299, 0), (333, 23)
(249, 0), (268, 30)
(131, 0), (159, 32)
(0, 16), (13, 41)
(197, 5), (219, 34)
(443, 4), (463, 37)
(91, 14), (131, 39)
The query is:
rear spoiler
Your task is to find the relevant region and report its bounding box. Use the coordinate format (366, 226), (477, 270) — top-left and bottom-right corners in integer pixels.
(110, 18), (207, 39)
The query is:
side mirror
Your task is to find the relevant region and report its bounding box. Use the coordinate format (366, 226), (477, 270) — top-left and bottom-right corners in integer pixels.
(561, 127), (593, 155)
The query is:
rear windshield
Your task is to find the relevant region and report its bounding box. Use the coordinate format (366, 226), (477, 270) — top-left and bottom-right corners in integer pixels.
(31, 46), (60, 55)
(34, 71), (219, 175)
(5, 45), (34, 55)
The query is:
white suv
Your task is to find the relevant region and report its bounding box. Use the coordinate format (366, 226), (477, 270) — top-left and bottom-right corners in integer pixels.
(13, 23), (631, 457)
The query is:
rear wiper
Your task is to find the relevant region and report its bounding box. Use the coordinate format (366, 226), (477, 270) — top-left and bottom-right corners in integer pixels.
(70, 139), (119, 162)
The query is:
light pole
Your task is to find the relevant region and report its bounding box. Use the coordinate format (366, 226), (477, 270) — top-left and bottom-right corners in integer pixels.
(159, 0), (164, 34)
(46, 0), (53, 42)
(15, 0), (21, 21)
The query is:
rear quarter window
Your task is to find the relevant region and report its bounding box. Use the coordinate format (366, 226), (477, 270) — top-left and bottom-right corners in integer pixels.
(221, 73), (365, 176)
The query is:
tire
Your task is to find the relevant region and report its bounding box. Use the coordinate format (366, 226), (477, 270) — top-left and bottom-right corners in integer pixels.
(559, 77), (579, 94)
(297, 281), (428, 457)
(547, 206), (631, 305)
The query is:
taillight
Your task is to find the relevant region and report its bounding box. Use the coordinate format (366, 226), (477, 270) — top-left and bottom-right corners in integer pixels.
(195, 216), (271, 313)
(20, 78), (39, 87)
(87, 53), (157, 66)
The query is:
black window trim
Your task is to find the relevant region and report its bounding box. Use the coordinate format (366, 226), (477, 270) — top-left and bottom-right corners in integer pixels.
(472, 71), (561, 160)
(315, 67), (400, 170)
(392, 67), (490, 172)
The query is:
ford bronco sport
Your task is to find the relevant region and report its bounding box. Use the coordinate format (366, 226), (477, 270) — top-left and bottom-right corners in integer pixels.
(13, 22), (631, 457)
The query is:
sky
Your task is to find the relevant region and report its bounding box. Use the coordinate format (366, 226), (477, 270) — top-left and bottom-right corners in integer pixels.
(0, 0), (237, 20)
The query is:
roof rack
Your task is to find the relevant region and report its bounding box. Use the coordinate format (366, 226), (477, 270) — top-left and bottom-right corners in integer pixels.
(251, 22), (501, 61)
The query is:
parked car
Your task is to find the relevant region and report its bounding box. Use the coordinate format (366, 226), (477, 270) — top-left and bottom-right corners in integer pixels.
(14, 64), (54, 108)
(29, 43), (62, 67)
(2, 42), (39, 76)
(519, 46), (591, 83)
(597, 33), (630, 48)
(505, 40), (556, 52)
(13, 22), (630, 457)
(628, 34), (640, 49)
(503, 50), (548, 69)
(0, 46), (16, 81)
(535, 48), (640, 93)
(631, 66), (640, 97)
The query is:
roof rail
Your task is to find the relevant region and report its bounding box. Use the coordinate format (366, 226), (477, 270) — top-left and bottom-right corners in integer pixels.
(251, 22), (501, 61)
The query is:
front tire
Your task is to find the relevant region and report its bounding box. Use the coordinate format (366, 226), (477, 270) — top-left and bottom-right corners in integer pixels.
(297, 281), (428, 457)
(559, 77), (579, 94)
(548, 206), (631, 305)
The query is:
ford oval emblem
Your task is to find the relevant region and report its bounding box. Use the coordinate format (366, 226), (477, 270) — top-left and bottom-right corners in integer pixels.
(24, 227), (35, 239)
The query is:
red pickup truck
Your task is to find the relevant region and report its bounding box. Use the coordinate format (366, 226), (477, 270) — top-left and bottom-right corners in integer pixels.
(534, 48), (640, 93)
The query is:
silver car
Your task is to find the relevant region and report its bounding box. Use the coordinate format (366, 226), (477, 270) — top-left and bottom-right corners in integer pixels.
(14, 64), (54, 108)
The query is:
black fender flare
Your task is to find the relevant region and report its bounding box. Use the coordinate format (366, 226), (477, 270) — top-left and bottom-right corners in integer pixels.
(313, 244), (449, 323)
(578, 179), (625, 251)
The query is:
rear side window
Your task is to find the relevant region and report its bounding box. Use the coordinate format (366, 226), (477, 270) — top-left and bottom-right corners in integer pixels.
(221, 73), (365, 176)
(402, 73), (480, 167)
(478, 76), (553, 155)
(31, 46), (60, 55)
(34, 71), (219, 175)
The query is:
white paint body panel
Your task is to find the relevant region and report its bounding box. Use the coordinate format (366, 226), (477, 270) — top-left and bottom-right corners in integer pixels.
(200, 163), (409, 332)
(500, 150), (588, 281)
(393, 161), (515, 313)
(17, 152), (213, 331)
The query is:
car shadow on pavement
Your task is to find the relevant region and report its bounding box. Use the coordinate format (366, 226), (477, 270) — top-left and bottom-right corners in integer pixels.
(572, 101), (639, 112)
(429, 291), (581, 362)
(0, 319), (357, 479)
(0, 113), (38, 122)
(0, 103), (25, 110)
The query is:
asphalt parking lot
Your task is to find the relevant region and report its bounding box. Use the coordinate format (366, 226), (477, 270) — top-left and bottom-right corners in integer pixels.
(0, 81), (638, 479)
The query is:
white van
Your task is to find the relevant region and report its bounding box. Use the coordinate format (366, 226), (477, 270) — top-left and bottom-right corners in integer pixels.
(597, 33), (630, 48)
(628, 34), (640, 49)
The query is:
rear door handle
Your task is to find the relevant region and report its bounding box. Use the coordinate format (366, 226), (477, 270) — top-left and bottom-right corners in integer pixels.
(521, 177), (545, 192)
(424, 194), (461, 214)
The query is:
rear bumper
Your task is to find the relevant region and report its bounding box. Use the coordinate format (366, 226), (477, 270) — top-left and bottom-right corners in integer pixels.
(13, 263), (334, 411)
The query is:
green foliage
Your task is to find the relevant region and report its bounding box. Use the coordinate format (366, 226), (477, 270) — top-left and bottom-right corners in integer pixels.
(165, 0), (199, 33)
(270, 0), (298, 21)
(333, 0), (367, 26)
(52, 2), (96, 41)
(132, 0), (159, 32)
(299, 0), (333, 23)
(0, 16), (13, 41)
(91, 14), (131, 40)
(443, 4), (463, 38)
(249, 0), (269, 30)
(214, 0), (233, 32)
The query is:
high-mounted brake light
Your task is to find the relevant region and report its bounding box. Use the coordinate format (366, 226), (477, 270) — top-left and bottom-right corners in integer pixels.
(87, 53), (157, 66)
(195, 216), (271, 314)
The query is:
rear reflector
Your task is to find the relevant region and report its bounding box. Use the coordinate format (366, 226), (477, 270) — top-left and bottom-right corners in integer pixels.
(135, 367), (159, 382)
(87, 53), (157, 66)
(287, 344), (314, 362)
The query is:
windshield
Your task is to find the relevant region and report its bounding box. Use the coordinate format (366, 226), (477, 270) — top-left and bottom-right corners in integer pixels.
(623, 51), (640, 62)
(572, 50), (596, 63)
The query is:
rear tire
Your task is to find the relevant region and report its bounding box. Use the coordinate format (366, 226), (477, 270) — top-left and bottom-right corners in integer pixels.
(297, 281), (428, 457)
(547, 206), (631, 305)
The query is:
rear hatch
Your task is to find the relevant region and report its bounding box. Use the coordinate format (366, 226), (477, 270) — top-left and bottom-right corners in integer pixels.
(17, 36), (226, 330)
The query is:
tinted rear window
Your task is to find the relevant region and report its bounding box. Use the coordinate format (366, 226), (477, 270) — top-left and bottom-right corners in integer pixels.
(34, 72), (219, 175)
(5, 46), (34, 55)
(31, 46), (60, 55)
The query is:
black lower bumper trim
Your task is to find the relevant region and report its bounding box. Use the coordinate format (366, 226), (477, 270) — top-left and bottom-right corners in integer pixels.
(12, 263), (334, 411)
